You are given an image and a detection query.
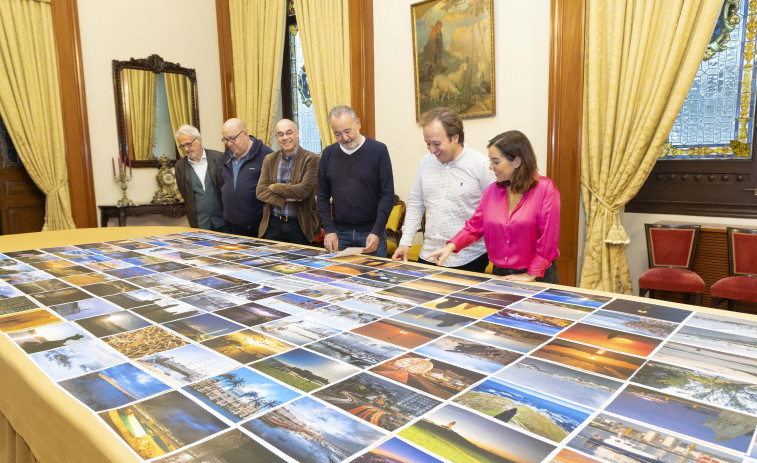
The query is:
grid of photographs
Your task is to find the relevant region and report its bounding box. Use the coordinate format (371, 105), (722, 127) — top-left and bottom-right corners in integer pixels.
(2, 231), (757, 462)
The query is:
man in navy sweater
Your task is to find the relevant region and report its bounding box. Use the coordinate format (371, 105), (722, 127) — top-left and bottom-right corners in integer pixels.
(317, 106), (394, 257)
(220, 118), (273, 237)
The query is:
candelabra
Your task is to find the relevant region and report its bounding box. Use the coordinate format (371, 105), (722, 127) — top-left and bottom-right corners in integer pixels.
(113, 156), (134, 207)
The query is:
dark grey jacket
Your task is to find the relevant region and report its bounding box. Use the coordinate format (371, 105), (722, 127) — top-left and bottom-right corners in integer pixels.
(174, 149), (225, 228)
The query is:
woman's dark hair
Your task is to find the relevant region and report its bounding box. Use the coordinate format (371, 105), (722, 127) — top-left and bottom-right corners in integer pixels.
(487, 130), (538, 193)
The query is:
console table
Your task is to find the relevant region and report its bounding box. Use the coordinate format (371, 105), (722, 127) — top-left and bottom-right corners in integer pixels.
(98, 202), (186, 227)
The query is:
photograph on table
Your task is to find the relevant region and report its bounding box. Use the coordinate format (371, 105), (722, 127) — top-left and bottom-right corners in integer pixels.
(0, 283), (22, 299)
(104, 288), (165, 309)
(600, 298), (692, 323)
(386, 263), (443, 278)
(356, 269), (418, 286)
(351, 317), (444, 349)
(532, 289), (612, 308)
(0, 295), (39, 315)
(103, 325), (188, 359)
(399, 404), (556, 463)
(399, 276), (468, 295)
(389, 306), (475, 333)
(293, 268), (350, 284)
(29, 338), (124, 381)
(686, 312), (757, 338)
(28, 259), (75, 270)
(605, 384), (757, 453)
(428, 271), (489, 287)
(454, 320), (551, 353)
(314, 372), (441, 431)
(496, 357), (623, 408)
(1, 270), (54, 285)
(0, 308), (61, 333)
(42, 265), (97, 278)
(322, 262), (373, 276)
(59, 362), (170, 412)
(508, 297), (594, 321)
(131, 299), (204, 324)
(370, 351), (486, 400)
(349, 257), (403, 269)
(299, 305), (380, 331)
(530, 338), (646, 380)
(569, 413), (744, 463)
(255, 317), (340, 345)
(260, 276), (318, 292)
(330, 276), (392, 293)
(415, 335), (521, 374)
(226, 267), (281, 283)
(483, 307), (574, 336)
(257, 261), (311, 275)
(8, 321), (91, 354)
(29, 287), (91, 306)
(75, 310), (152, 337)
(183, 366), (300, 422)
(305, 331), (406, 368)
(201, 329), (294, 363)
(290, 256), (332, 269)
(149, 281), (207, 299)
(221, 283), (286, 301)
(669, 325), (757, 357)
(630, 360), (757, 414)
(295, 284), (362, 304)
(422, 295), (502, 318)
(556, 323), (662, 357)
(178, 290), (247, 311)
(451, 286), (526, 306)
(60, 273), (116, 287)
(201, 262), (250, 274)
(243, 396), (385, 463)
(335, 292), (415, 317)
(83, 260), (133, 272)
(651, 341), (757, 384)
(580, 309), (679, 339)
(152, 428), (286, 463)
(453, 376), (593, 443)
(126, 272), (186, 288)
(192, 274), (252, 291)
(99, 390), (228, 460)
(353, 437), (443, 463)
(141, 261), (190, 273)
(103, 266), (155, 279)
(251, 347), (358, 393)
(214, 302), (289, 327)
(136, 343), (239, 387)
(162, 313), (244, 342)
(14, 278), (72, 295)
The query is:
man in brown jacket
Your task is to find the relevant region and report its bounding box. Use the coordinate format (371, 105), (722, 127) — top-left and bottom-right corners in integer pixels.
(256, 119), (320, 244)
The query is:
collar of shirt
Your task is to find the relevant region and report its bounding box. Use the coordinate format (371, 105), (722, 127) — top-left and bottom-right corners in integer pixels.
(339, 136), (365, 155)
(281, 146), (299, 162)
(230, 150), (250, 165)
(187, 149), (207, 166)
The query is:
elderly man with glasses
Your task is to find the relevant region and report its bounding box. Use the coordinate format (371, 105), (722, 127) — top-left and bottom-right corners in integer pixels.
(174, 125), (228, 232)
(220, 118), (273, 237)
(256, 119), (320, 245)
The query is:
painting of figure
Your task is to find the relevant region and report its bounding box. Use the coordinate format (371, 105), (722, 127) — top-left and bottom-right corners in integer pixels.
(412, 0), (495, 119)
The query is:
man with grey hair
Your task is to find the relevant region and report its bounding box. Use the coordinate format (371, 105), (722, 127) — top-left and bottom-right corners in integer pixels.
(174, 125), (228, 232)
(317, 105), (394, 256)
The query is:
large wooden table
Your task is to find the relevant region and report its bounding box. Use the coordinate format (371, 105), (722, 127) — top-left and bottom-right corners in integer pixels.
(2, 227), (756, 463)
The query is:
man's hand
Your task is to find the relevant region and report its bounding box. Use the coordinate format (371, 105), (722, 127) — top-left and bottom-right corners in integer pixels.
(426, 243), (456, 266)
(392, 245), (410, 262)
(324, 233), (339, 253)
(500, 272), (536, 282)
(363, 233), (379, 253)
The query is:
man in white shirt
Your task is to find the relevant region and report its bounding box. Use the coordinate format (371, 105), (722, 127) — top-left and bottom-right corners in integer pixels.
(174, 125), (228, 232)
(392, 107), (494, 272)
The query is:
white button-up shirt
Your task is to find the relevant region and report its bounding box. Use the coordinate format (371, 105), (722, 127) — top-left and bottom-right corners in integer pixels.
(400, 147), (494, 266)
(187, 150), (208, 190)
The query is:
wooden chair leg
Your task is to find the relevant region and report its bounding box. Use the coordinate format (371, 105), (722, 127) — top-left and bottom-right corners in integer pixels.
(693, 293), (702, 306)
(711, 297), (723, 308)
(728, 300), (735, 311)
(683, 293), (690, 305)
(639, 288), (648, 298)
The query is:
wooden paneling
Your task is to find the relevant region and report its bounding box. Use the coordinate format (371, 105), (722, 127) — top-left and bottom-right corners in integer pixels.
(547, 0), (585, 286)
(51, 0), (97, 228)
(0, 168), (45, 235)
(348, 0), (375, 138)
(216, 0), (235, 121)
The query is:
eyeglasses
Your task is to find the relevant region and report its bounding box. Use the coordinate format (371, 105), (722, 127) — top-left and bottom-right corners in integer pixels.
(178, 137), (198, 150)
(221, 130), (245, 145)
(275, 130), (296, 139)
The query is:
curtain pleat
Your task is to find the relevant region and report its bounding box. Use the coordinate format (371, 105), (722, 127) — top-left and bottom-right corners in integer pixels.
(579, 0), (722, 294)
(0, 0), (75, 230)
(229, 0), (285, 144)
(297, 0), (351, 147)
(164, 73), (192, 156)
(123, 68), (156, 161)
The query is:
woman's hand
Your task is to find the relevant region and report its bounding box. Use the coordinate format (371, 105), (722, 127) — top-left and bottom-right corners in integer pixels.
(426, 243), (456, 266)
(500, 272), (536, 282)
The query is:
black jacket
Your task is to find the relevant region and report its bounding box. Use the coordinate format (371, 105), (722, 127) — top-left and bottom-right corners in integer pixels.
(220, 136), (273, 229)
(174, 149), (226, 229)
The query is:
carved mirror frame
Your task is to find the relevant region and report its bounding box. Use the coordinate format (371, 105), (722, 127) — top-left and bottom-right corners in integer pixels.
(112, 54), (199, 167)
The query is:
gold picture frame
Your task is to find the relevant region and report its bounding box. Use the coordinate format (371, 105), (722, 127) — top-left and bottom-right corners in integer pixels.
(411, 0), (495, 121)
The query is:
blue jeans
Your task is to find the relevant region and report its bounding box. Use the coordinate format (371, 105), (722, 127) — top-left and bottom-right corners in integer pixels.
(335, 228), (387, 257)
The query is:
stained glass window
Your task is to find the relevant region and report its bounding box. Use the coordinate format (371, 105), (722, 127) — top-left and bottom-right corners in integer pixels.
(287, 22), (322, 154)
(662, 0), (756, 160)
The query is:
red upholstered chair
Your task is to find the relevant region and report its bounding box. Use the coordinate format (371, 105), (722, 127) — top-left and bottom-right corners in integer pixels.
(711, 227), (757, 311)
(638, 224), (704, 306)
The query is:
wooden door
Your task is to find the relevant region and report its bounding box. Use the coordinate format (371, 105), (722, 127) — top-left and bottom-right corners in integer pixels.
(0, 125), (45, 235)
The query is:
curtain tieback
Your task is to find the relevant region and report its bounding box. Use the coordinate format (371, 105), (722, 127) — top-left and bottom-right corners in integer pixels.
(580, 177), (630, 246)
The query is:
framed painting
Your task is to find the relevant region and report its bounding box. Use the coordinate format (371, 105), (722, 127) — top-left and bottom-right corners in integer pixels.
(411, 0), (495, 121)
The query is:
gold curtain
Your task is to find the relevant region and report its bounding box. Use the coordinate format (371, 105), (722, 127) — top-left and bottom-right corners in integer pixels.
(579, 0), (723, 294)
(124, 69), (156, 161)
(297, 0), (351, 147)
(164, 73), (192, 156)
(229, 0), (285, 144)
(0, 0), (75, 230)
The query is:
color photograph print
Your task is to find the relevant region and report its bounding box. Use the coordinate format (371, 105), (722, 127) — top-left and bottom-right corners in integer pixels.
(453, 320), (551, 353)
(0, 308), (61, 333)
(201, 329), (294, 363)
(99, 390), (228, 460)
(389, 306), (475, 333)
(556, 323), (662, 357)
(251, 347), (359, 393)
(351, 317), (444, 349)
(352, 437), (442, 463)
(8, 321), (91, 354)
(162, 313), (244, 342)
(136, 343), (239, 387)
(75, 310), (152, 337)
(415, 335), (521, 374)
(29, 338), (124, 381)
(399, 404), (555, 463)
(370, 351), (486, 400)
(314, 372), (441, 431)
(183, 366), (300, 422)
(482, 307), (573, 336)
(651, 341), (757, 384)
(254, 317), (340, 345)
(243, 396), (385, 463)
(305, 331), (406, 368)
(530, 338), (645, 380)
(685, 312), (757, 338)
(152, 428), (286, 463)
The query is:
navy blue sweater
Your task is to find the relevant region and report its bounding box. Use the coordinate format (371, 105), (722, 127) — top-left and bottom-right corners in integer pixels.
(220, 136), (273, 230)
(317, 137), (395, 236)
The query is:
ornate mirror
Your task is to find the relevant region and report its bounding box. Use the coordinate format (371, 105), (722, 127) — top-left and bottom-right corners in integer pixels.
(112, 54), (199, 167)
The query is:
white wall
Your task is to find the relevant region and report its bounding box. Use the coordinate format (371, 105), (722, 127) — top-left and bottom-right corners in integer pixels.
(77, 0), (224, 227)
(373, 0), (551, 201)
(623, 212), (757, 295)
